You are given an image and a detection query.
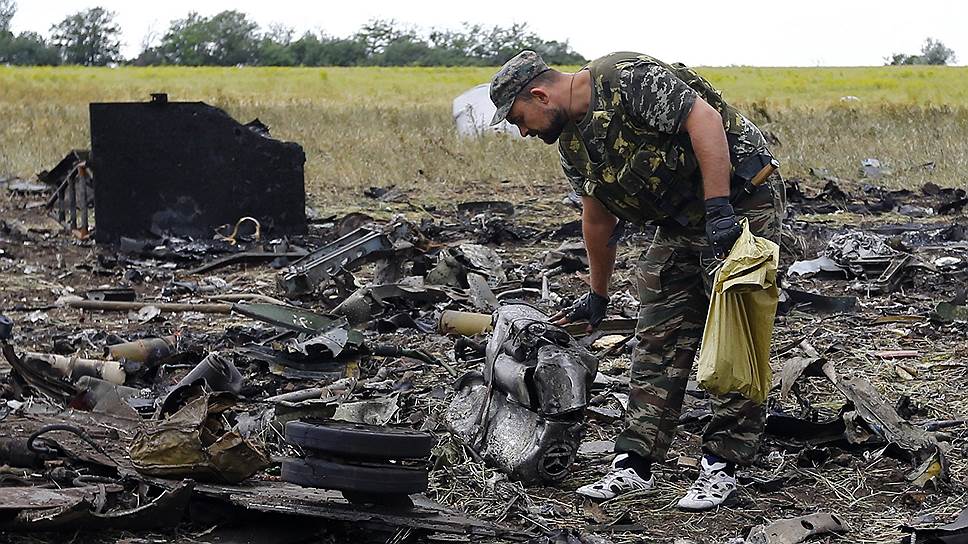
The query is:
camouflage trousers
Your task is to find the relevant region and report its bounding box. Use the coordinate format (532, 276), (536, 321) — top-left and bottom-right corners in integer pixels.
(614, 176), (785, 466)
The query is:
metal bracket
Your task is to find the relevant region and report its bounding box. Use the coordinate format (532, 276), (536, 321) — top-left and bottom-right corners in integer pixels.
(277, 228), (395, 297)
(853, 254), (914, 294)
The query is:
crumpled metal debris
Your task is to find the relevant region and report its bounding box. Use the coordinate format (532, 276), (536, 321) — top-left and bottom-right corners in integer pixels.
(772, 343), (949, 486)
(333, 393), (400, 425)
(903, 506), (968, 543)
(129, 386), (270, 483)
(1, 480), (193, 531)
(786, 255), (846, 277)
(745, 512), (850, 544)
(446, 303), (598, 484)
(826, 231), (896, 265)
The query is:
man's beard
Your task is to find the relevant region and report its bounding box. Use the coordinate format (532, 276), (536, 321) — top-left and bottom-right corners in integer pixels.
(535, 107), (569, 144)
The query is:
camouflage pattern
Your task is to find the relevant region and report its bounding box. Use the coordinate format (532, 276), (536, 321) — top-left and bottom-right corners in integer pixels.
(614, 173), (786, 465)
(558, 52), (769, 228)
(489, 50), (551, 126)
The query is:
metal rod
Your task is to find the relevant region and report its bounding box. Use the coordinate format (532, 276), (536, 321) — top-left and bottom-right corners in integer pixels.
(67, 300), (233, 314)
(57, 188), (66, 222)
(67, 170), (77, 230)
(77, 166), (89, 232)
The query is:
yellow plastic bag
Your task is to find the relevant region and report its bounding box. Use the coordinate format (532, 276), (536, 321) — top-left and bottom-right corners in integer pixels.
(697, 219), (779, 403)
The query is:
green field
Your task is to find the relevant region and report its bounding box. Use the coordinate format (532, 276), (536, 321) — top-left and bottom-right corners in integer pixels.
(1, 65), (966, 214)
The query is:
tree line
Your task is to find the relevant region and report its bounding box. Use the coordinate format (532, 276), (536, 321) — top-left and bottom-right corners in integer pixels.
(886, 38), (957, 66)
(0, 3), (586, 66)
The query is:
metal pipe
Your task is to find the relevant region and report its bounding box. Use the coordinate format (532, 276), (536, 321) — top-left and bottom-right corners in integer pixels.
(105, 335), (176, 363)
(66, 300), (233, 314)
(25, 352), (126, 385)
(439, 310), (492, 336)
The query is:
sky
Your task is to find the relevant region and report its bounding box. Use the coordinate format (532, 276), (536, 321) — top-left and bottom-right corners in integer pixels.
(8, 0), (968, 66)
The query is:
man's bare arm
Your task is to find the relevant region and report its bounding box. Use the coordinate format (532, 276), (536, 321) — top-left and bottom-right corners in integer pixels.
(683, 97), (730, 200)
(581, 196), (618, 296)
(685, 97), (743, 257)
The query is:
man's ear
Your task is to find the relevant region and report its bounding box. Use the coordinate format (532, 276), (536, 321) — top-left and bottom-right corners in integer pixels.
(529, 87), (550, 104)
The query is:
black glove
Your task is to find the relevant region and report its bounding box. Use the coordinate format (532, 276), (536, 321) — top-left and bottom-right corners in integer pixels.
(565, 291), (609, 327)
(705, 197), (742, 259)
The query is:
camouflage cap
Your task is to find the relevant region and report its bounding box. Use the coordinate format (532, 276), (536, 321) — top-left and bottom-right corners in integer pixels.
(489, 50), (550, 126)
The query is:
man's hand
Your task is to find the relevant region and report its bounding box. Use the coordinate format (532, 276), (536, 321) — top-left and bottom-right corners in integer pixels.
(705, 197), (742, 258)
(552, 290), (609, 331)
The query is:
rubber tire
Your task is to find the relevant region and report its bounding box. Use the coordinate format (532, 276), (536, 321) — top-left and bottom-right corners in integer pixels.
(281, 457), (428, 494)
(285, 420), (433, 459)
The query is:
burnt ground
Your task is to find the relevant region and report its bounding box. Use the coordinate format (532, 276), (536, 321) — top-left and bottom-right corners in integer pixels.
(1, 173), (968, 544)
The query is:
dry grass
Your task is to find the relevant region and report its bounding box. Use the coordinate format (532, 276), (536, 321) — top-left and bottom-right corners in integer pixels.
(1, 65), (966, 216)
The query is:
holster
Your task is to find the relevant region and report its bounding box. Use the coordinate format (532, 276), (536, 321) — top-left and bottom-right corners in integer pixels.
(730, 150), (776, 202)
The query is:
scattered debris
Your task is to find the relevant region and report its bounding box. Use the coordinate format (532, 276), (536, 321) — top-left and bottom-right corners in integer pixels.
(2, 131), (967, 542)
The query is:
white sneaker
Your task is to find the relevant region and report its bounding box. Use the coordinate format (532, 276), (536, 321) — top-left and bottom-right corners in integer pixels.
(677, 456), (737, 511)
(576, 453), (655, 500)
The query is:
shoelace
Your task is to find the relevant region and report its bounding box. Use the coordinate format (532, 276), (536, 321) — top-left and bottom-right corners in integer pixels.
(691, 469), (727, 494)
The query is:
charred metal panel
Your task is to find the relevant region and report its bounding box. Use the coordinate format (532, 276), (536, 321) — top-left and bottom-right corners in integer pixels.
(90, 96), (306, 243)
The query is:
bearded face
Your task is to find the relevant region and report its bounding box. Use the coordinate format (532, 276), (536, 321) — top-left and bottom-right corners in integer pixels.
(534, 105), (570, 144)
(508, 99), (570, 144)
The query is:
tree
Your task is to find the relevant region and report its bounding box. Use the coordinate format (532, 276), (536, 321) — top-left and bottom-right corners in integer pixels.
(0, 0), (15, 31)
(152, 10), (261, 66)
(205, 10), (260, 65)
(256, 23), (296, 66)
(132, 15), (585, 67)
(50, 7), (121, 65)
(887, 37), (956, 65)
(356, 19), (419, 57)
(287, 32), (368, 66)
(920, 38), (957, 65)
(0, 30), (61, 65)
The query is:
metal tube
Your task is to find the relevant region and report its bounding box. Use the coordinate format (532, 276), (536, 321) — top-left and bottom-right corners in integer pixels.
(439, 310), (492, 336)
(105, 335), (177, 363)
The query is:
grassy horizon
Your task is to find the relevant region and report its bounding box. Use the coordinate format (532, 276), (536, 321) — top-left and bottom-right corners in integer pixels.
(1, 65), (966, 215)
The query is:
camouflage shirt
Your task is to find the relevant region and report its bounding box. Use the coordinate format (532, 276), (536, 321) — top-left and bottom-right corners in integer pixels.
(559, 52), (769, 227)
